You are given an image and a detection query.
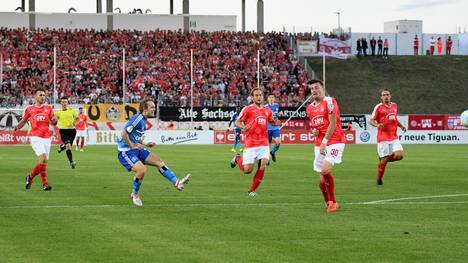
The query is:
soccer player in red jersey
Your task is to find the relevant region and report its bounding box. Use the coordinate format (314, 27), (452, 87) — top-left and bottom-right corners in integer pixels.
(306, 80), (346, 213)
(13, 88), (58, 191)
(231, 88), (281, 196)
(370, 89), (407, 185)
(75, 107), (91, 152)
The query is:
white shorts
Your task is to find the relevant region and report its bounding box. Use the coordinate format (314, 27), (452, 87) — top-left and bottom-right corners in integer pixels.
(313, 143), (345, 173)
(377, 139), (403, 158)
(243, 146), (270, 165)
(76, 130), (87, 137)
(30, 136), (52, 159)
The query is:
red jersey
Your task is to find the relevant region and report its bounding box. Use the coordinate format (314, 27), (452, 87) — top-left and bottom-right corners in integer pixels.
(306, 97), (346, 147)
(75, 114), (88, 131)
(371, 102), (399, 142)
(238, 104), (274, 148)
(23, 104), (55, 139)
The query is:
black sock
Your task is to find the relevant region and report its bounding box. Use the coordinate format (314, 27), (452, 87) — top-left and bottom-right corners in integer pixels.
(66, 149), (73, 163)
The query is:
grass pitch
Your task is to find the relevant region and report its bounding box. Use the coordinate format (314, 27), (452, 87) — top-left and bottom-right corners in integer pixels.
(0, 144), (467, 262)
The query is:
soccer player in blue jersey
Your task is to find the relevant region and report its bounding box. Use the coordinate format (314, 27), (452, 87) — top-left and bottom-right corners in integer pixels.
(266, 95), (281, 162)
(117, 99), (191, 206)
(228, 106), (243, 153)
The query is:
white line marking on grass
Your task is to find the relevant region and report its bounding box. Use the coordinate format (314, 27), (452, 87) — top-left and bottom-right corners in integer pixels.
(361, 194), (468, 204)
(0, 197), (467, 210)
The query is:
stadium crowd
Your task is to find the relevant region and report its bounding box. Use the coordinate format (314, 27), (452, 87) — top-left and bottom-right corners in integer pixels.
(0, 27), (308, 108)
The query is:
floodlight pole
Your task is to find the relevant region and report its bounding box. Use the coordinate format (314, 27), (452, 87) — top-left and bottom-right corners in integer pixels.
(53, 46), (57, 106)
(123, 48), (126, 104)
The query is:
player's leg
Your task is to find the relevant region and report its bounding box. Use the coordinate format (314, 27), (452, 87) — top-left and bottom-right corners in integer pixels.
(320, 143), (344, 213)
(376, 141), (390, 185)
(313, 147), (329, 205)
(80, 135), (85, 151)
(247, 146), (270, 195)
(58, 129), (66, 153)
(28, 137), (51, 190)
(64, 129), (77, 168)
(143, 151), (190, 191)
(270, 130), (281, 162)
(75, 136), (80, 151)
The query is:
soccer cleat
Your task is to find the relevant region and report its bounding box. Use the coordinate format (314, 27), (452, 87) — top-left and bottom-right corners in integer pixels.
(131, 193), (143, 206)
(175, 174), (191, 191)
(377, 178), (383, 185)
(230, 155), (237, 168)
(70, 161), (76, 169)
(270, 151), (276, 162)
(75, 147), (79, 151)
(79, 149), (84, 152)
(25, 175), (32, 190)
(231, 148), (237, 153)
(327, 202), (339, 213)
(246, 191), (257, 197)
(42, 184), (52, 191)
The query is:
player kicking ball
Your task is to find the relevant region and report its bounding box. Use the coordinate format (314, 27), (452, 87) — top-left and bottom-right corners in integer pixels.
(370, 89), (407, 185)
(306, 80), (346, 213)
(230, 88), (281, 196)
(117, 99), (191, 206)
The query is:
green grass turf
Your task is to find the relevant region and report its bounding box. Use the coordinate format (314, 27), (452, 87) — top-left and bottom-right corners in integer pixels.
(0, 144), (467, 262)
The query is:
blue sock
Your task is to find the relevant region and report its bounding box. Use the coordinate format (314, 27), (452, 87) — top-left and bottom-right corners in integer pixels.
(132, 177), (142, 195)
(272, 144), (280, 154)
(159, 165), (177, 185)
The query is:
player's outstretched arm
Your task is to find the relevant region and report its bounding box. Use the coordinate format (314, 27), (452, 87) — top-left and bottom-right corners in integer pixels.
(397, 119), (407, 132)
(13, 116), (29, 133)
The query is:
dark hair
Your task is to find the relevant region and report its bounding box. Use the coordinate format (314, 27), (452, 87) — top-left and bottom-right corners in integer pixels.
(267, 94), (275, 98)
(306, 79), (323, 86)
(139, 99), (155, 113)
(79, 107), (83, 110)
(35, 88), (46, 94)
(60, 96), (69, 101)
(379, 88), (390, 96)
(250, 87), (263, 96)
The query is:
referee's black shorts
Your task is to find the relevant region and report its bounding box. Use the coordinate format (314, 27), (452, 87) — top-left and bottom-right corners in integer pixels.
(59, 129), (77, 145)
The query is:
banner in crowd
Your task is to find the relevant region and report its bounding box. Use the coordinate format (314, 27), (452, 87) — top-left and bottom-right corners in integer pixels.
(319, 36), (352, 59)
(214, 130), (356, 145)
(408, 115), (446, 130)
(0, 131), (61, 144)
(297, 40), (318, 55)
(84, 104), (140, 122)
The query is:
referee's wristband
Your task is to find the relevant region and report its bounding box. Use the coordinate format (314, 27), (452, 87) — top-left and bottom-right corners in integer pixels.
(321, 138), (328, 144)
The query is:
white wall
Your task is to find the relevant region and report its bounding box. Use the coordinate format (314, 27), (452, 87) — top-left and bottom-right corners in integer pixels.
(190, 15), (236, 32)
(36, 13), (107, 30)
(0, 12), (29, 29)
(0, 12), (236, 32)
(113, 14), (182, 31)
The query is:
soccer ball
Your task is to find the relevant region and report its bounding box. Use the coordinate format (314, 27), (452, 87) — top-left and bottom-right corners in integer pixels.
(461, 110), (468, 127)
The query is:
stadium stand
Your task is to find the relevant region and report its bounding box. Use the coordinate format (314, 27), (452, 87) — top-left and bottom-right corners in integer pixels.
(0, 27), (308, 108)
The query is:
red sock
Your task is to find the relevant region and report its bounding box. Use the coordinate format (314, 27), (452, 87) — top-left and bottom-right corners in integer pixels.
(322, 172), (336, 203)
(319, 179), (329, 203)
(387, 153), (396, 162)
(80, 138), (85, 149)
(378, 162), (387, 180)
(29, 163), (42, 179)
(39, 163), (48, 185)
(248, 168), (265, 193)
(235, 155), (244, 172)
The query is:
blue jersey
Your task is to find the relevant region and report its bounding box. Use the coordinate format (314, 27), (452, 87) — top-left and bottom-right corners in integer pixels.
(267, 104), (280, 131)
(118, 114), (147, 151)
(230, 112), (240, 130)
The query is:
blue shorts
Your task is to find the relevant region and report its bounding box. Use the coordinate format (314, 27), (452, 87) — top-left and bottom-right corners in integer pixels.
(234, 128), (241, 136)
(268, 129), (281, 143)
(118, 149), (151, 171)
